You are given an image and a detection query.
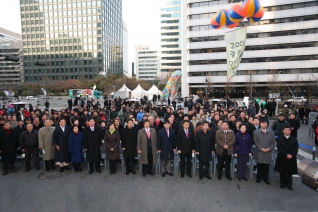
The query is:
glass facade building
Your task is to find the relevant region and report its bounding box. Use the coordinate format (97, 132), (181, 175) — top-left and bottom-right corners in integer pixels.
(19, 0), (123, 84)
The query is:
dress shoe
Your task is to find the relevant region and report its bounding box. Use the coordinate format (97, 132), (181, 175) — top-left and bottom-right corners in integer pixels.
(256, 179), (261, 183)
(181, 174), (184, 178)
(199, 176), (203, 180)
(35, 167), (40, 170)
(10, 168), (17, 173)
(148, 173), (154, 176)
(96, 169), (101, 173)
(89, 170), (94, 174)
(45, 168), (50, 172)
(168, 172), (173, 176)
(50, 166), (55, 171)
(162, 173), (166, 177)
(238, 178), (242, 181)
(280, 184), (285, 189)
(78, 168), (83, 172)
(126, 172), (129, 175)
(263, 179), (271, 185)
(187, 174), (192, 178)
(205, 175), (212, 180)
(142, 174), (146, 177)
(218, 176), (222, 180)
(226, 176), (232, 181)
(286, 185), (294, 191)
(25, 169), (30, 172)
(59, 167), (64, 172)
(130, 170), (136, 174)
(64, 166), (71, 171)
(243, 177), (248, 181)
(2, 171), (8, 175)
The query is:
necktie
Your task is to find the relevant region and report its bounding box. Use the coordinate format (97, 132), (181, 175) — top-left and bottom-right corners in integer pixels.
(146, 129), (150, 139)
(224, 131), (227, 145)
(262, 130), (266, 134)
(186, 130), (188, 138)
(166, 129), (169, 137)
(91, 127), (94, 131)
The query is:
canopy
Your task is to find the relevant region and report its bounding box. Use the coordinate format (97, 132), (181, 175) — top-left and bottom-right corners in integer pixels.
(131, 84), (146, 99)
(146, 85), (162, 99)
(117, 84), (131, 92)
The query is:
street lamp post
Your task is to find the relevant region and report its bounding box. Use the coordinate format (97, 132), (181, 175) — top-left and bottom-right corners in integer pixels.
(205, 73), (208, 98)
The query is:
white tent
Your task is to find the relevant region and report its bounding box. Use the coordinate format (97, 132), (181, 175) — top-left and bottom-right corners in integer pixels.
(146, 85), (162, 100)
(131, 84), (146, 99)
(117, 84), (132, 92)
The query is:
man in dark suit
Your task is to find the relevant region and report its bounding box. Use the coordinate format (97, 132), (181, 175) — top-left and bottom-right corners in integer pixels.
(157, 121), (176, 177)
(83, 118), (102, 174)
(177, 120), (195, 178)
(196, 121), (215, 180)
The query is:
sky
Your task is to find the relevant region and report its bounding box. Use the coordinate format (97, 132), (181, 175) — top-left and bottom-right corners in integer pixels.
(0, 0), (161, 75)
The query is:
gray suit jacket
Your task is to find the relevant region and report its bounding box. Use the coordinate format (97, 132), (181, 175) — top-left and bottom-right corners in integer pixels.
(253, 128), (275, 164)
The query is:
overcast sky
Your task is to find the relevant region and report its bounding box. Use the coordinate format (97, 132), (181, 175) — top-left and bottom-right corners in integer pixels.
(0, 0), (161, 74)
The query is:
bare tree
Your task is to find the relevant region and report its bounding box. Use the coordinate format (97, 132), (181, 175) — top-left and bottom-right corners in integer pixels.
(267, 70), (282, 97)
(245, 70), (255, 98)
(291, 74), (303, 97)
(224, 79), (234, 99)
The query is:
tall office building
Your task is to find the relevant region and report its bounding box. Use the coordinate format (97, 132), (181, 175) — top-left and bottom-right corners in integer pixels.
(182, 0), (318, 97)
(160, 0), (182, 80)
(123, 21), (128, 76)
(135, 45), (160, 81)
(0, 28), (24, 89)
(19, 0), (123, 84)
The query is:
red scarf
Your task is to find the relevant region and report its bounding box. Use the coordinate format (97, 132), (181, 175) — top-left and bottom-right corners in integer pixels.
(316, 126), (318, 140)
(155, 120), (160, 125)
(5, 129), (11, 135)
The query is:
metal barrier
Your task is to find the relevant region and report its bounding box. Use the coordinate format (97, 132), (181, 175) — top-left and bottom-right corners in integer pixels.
(308, 112), (318, 138)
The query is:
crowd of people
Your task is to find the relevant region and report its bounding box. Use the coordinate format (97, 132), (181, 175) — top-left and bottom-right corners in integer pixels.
(1, 95), (316, 192)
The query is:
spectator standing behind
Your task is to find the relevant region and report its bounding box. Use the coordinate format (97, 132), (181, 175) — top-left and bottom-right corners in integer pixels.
(216, 121), (235, 181)
(45, 100), (50, 110)
(274, 126), (299, 191)
(0, 122), (19, 175)
(311, 115), (318, 146)
(298, 105), (305, 124)
(234, 124), (253, 181)
(136, 108), (145, 122)
(272, 114), (290, 137)
(253, 120), (275, 185)
(19, 124), (40, 172)
(68, 125), (84, 172)
(287, 113), (300, 138)
(38, 119), (56, 171)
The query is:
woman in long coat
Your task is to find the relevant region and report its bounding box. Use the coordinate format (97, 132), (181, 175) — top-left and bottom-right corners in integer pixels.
(104, 123), (120, 175)
(68, 126), (84, 172)
(274, 127), (298, 190)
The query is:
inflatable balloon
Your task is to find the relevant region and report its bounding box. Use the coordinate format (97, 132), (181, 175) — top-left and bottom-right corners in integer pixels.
(216, 9), (230, 27)
(229, 4), (245, 23)
(241, 0), (262, 18)
(162, 70), (182, 100)
(225, 20), (239, 28)
(261, 101), (266, 106)
(247, 6), (264, 22)
(210, 14), (222, 29)
(256, 99), (260, 103)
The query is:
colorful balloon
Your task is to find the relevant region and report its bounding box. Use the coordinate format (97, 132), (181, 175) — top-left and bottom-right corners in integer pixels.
(162, 70), (182, 100)
(241, 0), (261, 18)
(247, 6), (264, 22)
(262, 101), (266, 106)
(229, 4), (246, 23)
(216, 9), (230, 27)
(225, 20), (239, 28)
(210, 14), (222, 29)
(256, 99), (260, 103)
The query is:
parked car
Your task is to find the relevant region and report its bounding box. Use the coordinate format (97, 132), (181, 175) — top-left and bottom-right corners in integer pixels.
(288, 97), (307, 103)
(25, 96), (38, 100)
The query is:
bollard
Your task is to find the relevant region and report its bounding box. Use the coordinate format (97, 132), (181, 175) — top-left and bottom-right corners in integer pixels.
(313, 146), (316, 161)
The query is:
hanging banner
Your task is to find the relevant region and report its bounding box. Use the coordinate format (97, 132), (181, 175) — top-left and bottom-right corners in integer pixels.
(225, 27), (247, 80)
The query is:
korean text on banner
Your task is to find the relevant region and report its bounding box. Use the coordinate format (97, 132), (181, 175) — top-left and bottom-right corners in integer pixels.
(225, 27), (247, 80)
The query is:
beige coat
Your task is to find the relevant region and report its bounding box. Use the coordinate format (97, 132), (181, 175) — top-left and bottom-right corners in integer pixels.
(38, 126), (55, 160)
(137, 128), (157, 164)
(215, 129), (235, 155)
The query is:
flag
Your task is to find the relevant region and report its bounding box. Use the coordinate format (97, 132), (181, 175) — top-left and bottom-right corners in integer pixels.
(225, 27), (247, 80)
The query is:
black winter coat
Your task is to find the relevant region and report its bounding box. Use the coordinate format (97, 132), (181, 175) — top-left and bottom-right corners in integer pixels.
(83, 127), (102, 162)
(0, 129), (19, 164)
(121, 127), (138, 158)
(195, 130), (215, 162)
(274, 135), (298, 175)
(287, 118), (300, 138)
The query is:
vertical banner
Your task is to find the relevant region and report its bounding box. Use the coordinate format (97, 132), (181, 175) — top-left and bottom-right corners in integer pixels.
(225, 27), (247, 80)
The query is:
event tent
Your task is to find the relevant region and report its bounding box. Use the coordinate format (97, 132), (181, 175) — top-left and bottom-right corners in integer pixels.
(146, 85), (162, 99)
(131, 84), (146, 99)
